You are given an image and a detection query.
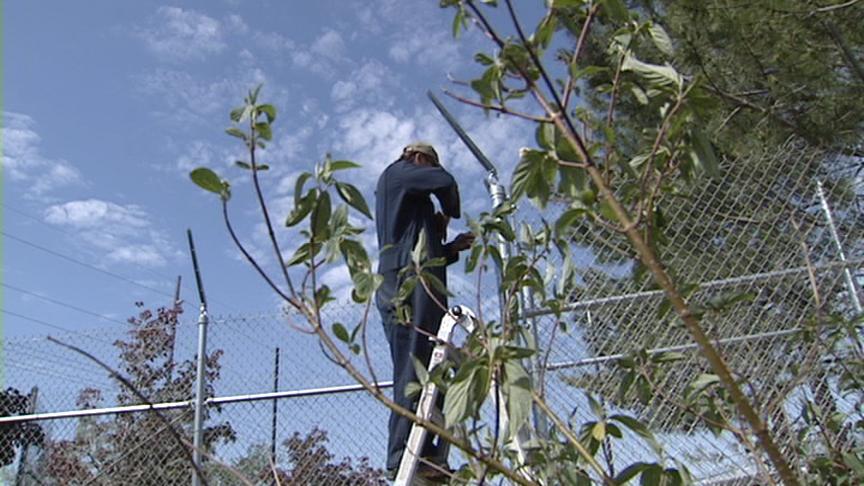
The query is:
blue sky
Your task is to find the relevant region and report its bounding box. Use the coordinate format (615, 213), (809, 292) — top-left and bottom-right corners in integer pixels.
(3, 1), (542, 340)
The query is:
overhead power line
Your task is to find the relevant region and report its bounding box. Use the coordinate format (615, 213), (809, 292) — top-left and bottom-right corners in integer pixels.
(2, 230), (186, 306)
(1, 203), (244, 314)
(1, 308), (78, 333)
(2, 282), (130, 326)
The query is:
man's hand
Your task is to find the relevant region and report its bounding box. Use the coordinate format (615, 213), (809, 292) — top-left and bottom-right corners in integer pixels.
(448, 232), (475, 252)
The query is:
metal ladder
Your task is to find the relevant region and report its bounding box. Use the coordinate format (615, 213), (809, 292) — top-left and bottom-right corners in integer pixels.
(394, 305), (534, 485)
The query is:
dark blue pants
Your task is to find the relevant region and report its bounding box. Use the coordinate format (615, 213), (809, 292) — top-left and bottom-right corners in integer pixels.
(377, 270), (448, 471)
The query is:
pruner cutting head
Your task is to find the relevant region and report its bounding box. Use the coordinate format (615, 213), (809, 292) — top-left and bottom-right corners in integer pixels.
(448, 305), (477, 333)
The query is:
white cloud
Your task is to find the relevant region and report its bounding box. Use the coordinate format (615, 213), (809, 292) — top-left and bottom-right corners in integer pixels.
(225, 14), (248, 35)
(350, 0), (465, 72)
(136, 67), (268, 123)
(44, 199), (149, 229)
(43, 199), (178, 267)
(282, 29), (350, 78)
(2, 112), (82, 198)
(177, 141), (215, 173)
(330, 60), (399, 112)
(311, 29), (346, 60)
(137, 7), (225, 62)
(253, 31), (295, 52)
(388, 29), (461, 71)
(332, 108), (417, 182)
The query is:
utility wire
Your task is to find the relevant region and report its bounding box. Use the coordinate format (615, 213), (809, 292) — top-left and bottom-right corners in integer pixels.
(2, 282), (130, 326)
(2, 230), (187, 306)
(2, 203), (244, 314)
(2, 202), (193, 296)
(2, 308), (79, 333)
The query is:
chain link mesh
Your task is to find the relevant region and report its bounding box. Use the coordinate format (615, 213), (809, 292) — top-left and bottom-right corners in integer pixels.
(2, 141), (862, 484)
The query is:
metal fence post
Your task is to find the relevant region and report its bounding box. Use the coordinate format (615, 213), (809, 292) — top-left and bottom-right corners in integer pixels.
(188, 230), (209, 486)
(817, 180), (863, 313)
(426, 91), (548, 445)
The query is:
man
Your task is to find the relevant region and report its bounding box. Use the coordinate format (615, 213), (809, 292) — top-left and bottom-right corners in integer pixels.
(375, 142), (474, 481)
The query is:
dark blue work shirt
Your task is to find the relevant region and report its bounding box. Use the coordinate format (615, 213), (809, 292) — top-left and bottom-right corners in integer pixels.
(375, 158), (461, 274)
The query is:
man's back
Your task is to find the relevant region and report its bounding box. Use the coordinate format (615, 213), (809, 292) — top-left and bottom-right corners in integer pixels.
(375, 158), (460, 274)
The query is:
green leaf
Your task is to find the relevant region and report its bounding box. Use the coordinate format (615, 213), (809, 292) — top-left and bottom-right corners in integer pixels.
(340, 239), (370, 275)
(405, 381), (423, 400)
(419, 270), (452, 298)
(226, 127), (247, 140)
(452, 5), (466, 38)
(190, 168), (225, 195)
(474, 52), (494, 66)
(614, 462), (652, 484)
(312, 192), (331, 239)
(504, 360), (532, 440)
(315, 285), (333, 309)
(443, 367), (475, 427)
(690, 129), (720, 178)
(465, 244), (483, 273)
(229, 106), (245, 122)
(617, 370), (636, 402)
(235, 161), (251, 170)
(511, 148), (555, 205)
(258, 103), (277, 123)
(286, 242), (313, 267)
(629, 153), (651, 169)
(611, 414), (662, 455)
(332, 322), (350, 343)
(652, 351), (686, 363)
(412, 229), (428, 266)
(631, 85), (649, 105)
(294, 173), (312, 205)
(639, 464), (663, 486)
(591, 421), (606, 442)
(335, 181), (372, 219)
(255, 122), (272, 141)
(685, 373), (721, 401)
(648, 23), (674, 57)
(285, 191), (315, 227)
(586, 392), (604, 418)
(412, 355), (430, 385)
(552, 0), (585, 7)
(532, 14), (557, 49)
(330, 160), (361, 171)
(535, 122), (555, 150)
(249, 84), (263, 103)
(351, 271), (382, 303)
(621, 54), (682, 90)
(602, 0), (629, 23)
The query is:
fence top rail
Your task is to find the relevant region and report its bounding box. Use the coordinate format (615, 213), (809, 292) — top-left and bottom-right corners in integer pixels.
(0, 320), (812, 425)
(523, 257), (864, 319)
(0, 381), (396, 425)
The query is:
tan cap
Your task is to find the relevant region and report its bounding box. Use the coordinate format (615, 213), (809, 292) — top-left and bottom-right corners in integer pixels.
(403, 142), (439, 166)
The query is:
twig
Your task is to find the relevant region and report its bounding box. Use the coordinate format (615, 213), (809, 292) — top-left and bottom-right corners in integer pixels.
(268, 453), (283, 486)
(562, 4), (600, 109)
(359, 298), (381, 391)
(222, 200), (301, 310)
(249, 116), (297, 298)
(813, 0), (860, 12)
(443, 90), (552, 123)
(531, 391), (616, 486)
(47, 336), (211, 486)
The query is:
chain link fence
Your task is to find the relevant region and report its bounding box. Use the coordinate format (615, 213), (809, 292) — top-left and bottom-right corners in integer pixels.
(2, 141), (862, 484)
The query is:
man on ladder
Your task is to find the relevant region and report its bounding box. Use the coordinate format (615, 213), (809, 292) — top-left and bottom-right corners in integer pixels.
(375, 142), (475, 482)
